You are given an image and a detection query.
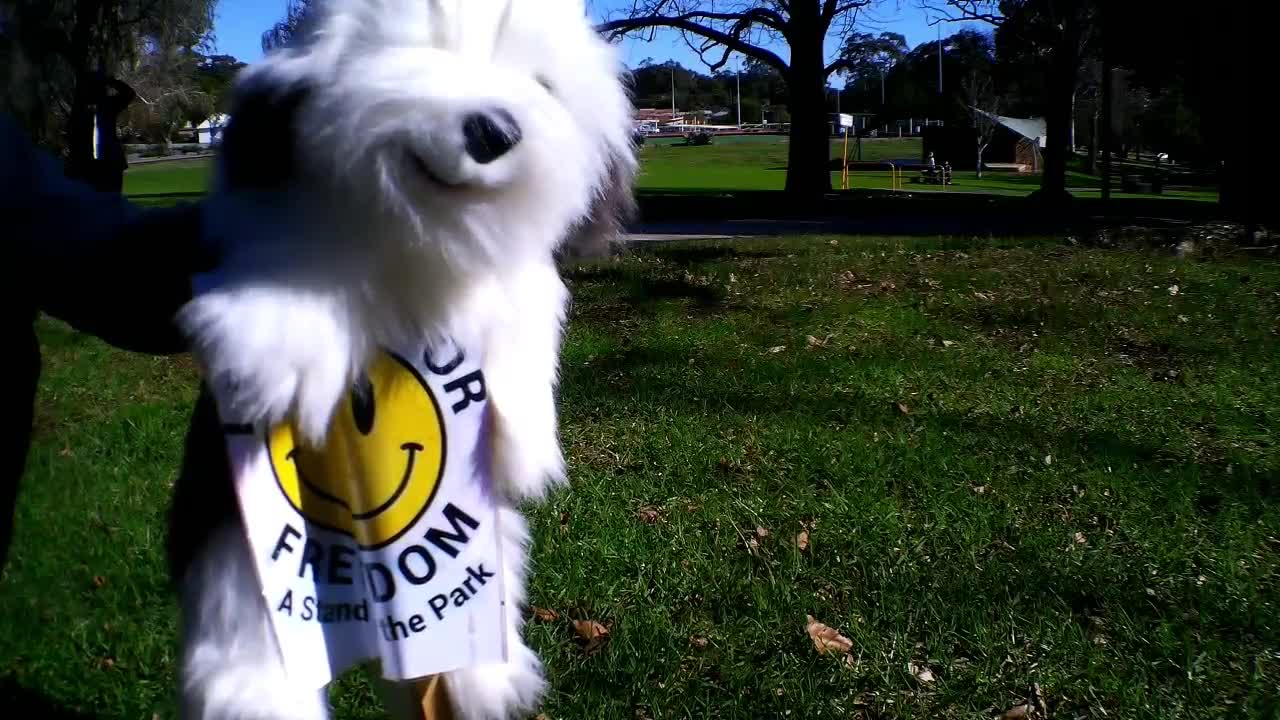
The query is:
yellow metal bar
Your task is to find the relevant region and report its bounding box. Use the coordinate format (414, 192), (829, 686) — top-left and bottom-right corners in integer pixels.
(842, 132), (850, 190)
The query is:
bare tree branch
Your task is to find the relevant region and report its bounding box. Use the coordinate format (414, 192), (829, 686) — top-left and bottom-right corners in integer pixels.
(919, 0), (1004, 26)
(824, 58), (853, 76)
(829, 1), (873, 21)
(598, 13), (790, 72)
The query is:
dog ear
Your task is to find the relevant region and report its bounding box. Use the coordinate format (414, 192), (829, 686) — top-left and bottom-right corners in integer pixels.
(218, 82), (311, 191)
(557, 144), (638, 262)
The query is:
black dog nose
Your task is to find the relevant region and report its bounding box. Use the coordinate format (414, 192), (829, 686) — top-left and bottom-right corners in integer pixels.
(462, 110), (521, 164)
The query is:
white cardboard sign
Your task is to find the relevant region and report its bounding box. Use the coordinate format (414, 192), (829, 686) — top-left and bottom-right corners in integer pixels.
(212, 338), (507, 689)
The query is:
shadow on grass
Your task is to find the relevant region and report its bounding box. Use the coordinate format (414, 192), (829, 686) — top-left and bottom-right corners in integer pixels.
(0, 679), (104, 719)
(566, 267), (727, 311)
(563, 344), (1279, 508)
(645, 245), (791, 266)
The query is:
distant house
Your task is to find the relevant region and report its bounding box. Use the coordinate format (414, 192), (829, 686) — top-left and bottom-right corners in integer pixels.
(921, 111), (1046, 172)
(193, 114), (230, 145)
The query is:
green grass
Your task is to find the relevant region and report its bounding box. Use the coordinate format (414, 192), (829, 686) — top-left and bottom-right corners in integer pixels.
(122, 158), (213, 197)
(3, 235), (1276, 718)
(122, 137), (1220, 202)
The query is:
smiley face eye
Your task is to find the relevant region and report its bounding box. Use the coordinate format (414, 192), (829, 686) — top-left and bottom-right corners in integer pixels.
(351, 374), (375, 436)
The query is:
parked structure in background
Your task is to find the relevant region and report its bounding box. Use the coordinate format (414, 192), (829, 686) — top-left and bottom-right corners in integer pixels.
(922, 113), (1046, 173)
(191, 113), (230, 145)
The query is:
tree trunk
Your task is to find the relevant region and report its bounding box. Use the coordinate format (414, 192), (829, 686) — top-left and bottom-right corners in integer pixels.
(976, 144), (985, 179)
(783, 9), (831, 198)
(1100, 59), (1113, 203)
(1033, 7), (1088, 206)
(1038, 44), (1077, 203)
(1085, 103), (1098, 175)
(784, 75), (832, 197)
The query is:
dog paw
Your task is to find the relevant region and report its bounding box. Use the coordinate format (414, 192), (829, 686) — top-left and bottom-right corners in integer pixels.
(179, 287), (355, 443)
(444, 641), (546, 720)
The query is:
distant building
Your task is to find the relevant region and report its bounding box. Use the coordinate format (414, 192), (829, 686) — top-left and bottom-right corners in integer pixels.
(192, 114), (230, 145)
(922, 111), (1046, 172)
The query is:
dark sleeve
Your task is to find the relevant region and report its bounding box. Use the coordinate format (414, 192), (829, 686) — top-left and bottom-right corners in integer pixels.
(34, 201), (211, 356)
(3, 114), (216, 355)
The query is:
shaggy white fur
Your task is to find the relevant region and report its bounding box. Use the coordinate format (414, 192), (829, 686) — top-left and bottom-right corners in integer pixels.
(173, 0), (636, 717)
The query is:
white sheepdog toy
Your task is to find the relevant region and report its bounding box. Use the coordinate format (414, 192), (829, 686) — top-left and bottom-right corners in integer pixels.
(165, 0), (637, 718)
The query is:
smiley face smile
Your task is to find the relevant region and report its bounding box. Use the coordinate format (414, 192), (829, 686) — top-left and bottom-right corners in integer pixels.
(268, 351), (446, 550)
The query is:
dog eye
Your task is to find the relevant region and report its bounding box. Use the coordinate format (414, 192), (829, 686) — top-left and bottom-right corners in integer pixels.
(535, 75), (554, 94)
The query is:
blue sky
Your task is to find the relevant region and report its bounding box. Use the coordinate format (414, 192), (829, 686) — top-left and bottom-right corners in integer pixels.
(210, 1), (989, 68)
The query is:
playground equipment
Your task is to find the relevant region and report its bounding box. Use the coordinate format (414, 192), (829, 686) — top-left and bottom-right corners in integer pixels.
(837, 113), (853, 190)
(887, 163), (902, 191)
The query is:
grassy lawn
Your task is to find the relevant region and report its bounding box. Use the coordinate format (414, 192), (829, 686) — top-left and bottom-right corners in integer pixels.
(122, 158), (213, 197)
(122, 137), (1219, 202)
(3, 234), (1276, 718)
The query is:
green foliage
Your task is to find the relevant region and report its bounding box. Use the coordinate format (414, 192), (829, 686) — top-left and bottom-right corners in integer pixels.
(194, 54), (247, 114)
(629, 60), (787, 121)
(838, 31), (908, 85)
(0, 0), (217, 152)
(841, 29), (995, 127)
(261, 0), (312, 53)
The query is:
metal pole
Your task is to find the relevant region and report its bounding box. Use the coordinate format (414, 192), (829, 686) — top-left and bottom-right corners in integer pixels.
(880, 66), (885, 105)
(736, 66), (742, 128)
(937, 23), (943, 94)
(671, 69), (676, 119)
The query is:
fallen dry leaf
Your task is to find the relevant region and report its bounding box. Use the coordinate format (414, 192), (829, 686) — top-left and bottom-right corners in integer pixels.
(531, 607), (559, 623)
(767, 345), (787, 354)
(92, 575), (107, 589)
(1001, 683), (1048, 718)
(59, 444), (73, 457)
(1074, 531), (1087, 544)
(689, 635), (709, 648)
(895, 401), (912, 415)
(909, 662), (935, 683)
(1043, 454), (1053, 466)
(805, 335), (821, 348)
(829, 239), (839, 247)
(755, 526), (770, 539)
(728, 273), (737, 283)
(99, 657), (116, 670)
(941, 339), (957, 348)
(1168, 284), (1180, 296)
(972, 485), (989, 495)
(573, 619), (611, 655)
(795, 530), (810, 551)
(635, 506), (663, 524)
(805, 615), (853, 655)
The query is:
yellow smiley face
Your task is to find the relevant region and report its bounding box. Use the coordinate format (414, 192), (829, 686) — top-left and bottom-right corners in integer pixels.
(267, 351), (446, 550)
